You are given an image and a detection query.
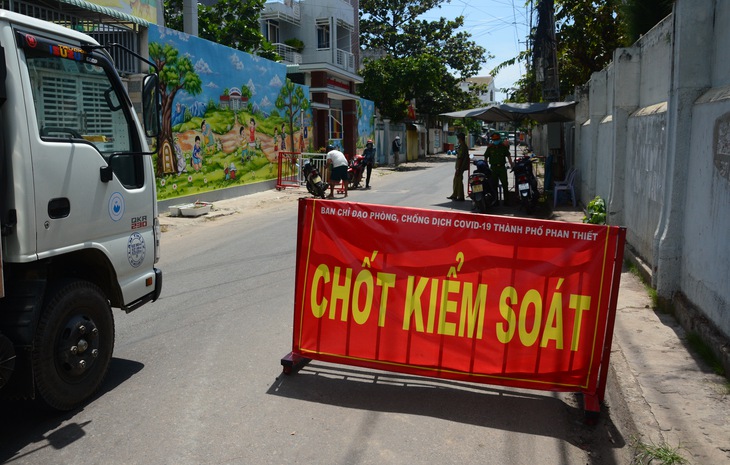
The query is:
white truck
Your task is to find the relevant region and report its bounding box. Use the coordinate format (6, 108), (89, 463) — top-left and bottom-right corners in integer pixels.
(0, 10), (162, 410)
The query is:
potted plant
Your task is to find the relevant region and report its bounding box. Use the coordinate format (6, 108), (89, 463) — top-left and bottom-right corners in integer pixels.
(284, 38), (304, 53)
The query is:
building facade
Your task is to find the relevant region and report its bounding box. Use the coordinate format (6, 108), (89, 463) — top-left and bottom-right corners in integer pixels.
(260, 0), (363, 156)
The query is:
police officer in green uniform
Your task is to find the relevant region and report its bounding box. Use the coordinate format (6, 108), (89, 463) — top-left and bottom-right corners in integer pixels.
(485, 133), (514, 205)
(447, 132), (470, 201)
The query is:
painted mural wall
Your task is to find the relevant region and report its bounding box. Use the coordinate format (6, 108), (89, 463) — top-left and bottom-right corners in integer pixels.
(91, 0), (158, 24)
(148, 25), (313, 200)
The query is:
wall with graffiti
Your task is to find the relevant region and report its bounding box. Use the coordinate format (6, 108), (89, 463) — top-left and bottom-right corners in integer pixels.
(148, 25), (313, 200)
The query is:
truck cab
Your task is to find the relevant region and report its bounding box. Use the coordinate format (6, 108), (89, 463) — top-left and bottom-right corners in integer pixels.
(0, 10), (161, 410)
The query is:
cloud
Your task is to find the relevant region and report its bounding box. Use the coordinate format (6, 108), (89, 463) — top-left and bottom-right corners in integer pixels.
(269, 74), (283, 87)
(230, 53), (244, 71)
(247, 78), (257, 96)
(205, 81), (219, 89)
(194, 58), (213, 74)
(259, 96), (271, 108)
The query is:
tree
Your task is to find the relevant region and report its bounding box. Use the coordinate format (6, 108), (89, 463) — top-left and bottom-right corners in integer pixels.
(149, 42), (202, 175)
(359, 0), (487, 122)
(493, 0), (671, 102)
(163, 0), (278, 60)
(275, 79), (310, 152)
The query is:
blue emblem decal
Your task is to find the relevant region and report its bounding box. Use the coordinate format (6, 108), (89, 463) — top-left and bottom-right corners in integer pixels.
(109, 192), (125, 222)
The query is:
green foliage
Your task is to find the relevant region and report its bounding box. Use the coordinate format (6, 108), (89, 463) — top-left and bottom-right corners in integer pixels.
(630, 436), (688, 465)
(359, 0), (487, 122)
(284, 38), (304, 53)
(163, 0), (277, 60)
(620, 0), (674, 45)
(583, 196), (607, 224)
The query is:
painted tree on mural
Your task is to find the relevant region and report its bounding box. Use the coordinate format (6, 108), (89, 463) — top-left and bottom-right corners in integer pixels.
(149, 42), (203, 175)
(275, 78), (310, 152)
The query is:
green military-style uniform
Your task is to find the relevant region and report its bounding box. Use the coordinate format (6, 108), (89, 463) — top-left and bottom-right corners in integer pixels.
(449, 134), (470, 201)
(486, 138), (511, 205)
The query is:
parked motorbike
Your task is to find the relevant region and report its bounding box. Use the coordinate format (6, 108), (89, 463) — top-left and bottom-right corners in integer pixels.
(468, 156), (496, 214)
(302, 159), (328, 199)
(511, 155), (540, 212)
(348, 154), (366, 189)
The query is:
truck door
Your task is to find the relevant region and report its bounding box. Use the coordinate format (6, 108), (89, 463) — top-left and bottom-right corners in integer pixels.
(17, 31), (154, 276)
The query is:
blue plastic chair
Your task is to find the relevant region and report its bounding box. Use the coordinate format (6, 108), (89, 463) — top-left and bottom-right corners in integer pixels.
(553, 168), (578, 207)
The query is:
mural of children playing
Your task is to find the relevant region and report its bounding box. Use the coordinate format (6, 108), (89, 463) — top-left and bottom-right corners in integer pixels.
(201, 119), (215, 152)
(248, 118), (256, 158)
(280, 123), (286, 151)
(174, 136), (187, 174)
(191, 135), (203, 171)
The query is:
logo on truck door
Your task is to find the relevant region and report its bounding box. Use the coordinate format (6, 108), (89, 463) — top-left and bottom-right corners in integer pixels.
(109, 192), (125, 222)
(127, 232), (146, 268)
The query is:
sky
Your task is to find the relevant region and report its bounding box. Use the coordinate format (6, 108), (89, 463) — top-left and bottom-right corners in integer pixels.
(419, 0), (533, 102)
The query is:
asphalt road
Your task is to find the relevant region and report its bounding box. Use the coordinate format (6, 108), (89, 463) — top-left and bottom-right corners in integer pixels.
(0, 158), (627, 464)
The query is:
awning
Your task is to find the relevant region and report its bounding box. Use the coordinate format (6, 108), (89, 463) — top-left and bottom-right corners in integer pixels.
(57, 0), (149, 26)
(441, 101), (577, 124)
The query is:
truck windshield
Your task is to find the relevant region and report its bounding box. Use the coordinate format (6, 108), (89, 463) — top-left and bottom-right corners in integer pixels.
(24, 51), (133, 154)
(17, 30), (143, 188)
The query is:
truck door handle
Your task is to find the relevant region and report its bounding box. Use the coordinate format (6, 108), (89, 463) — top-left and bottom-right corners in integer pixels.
(48, 198), (70, 219)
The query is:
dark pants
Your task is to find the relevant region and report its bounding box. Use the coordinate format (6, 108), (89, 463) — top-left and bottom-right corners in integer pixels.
(365, 163), (373, 187)
(491, 165), (509, 203)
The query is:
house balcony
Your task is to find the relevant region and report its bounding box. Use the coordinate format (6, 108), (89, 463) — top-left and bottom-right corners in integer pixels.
(261, 0), (301, 25)
(273, 43), (302, 64)
(336, 48), (355, 73)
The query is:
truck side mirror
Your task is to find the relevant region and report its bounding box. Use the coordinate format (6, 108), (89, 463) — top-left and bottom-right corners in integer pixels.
(142, 74), (160, 138)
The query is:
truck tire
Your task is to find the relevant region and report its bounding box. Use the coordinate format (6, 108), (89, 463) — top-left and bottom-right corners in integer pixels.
(32, 280), (114, 411)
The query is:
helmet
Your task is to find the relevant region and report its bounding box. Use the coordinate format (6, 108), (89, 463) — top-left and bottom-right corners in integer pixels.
(395, 136), (400, 139)
(367, 139), (373, 145)
(326, 144), (335, 152)
(490, 133), (501, 141)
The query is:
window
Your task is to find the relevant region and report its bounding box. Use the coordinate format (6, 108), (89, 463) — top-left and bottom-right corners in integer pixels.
(316, 19), (330, 49)
(266, 20), (279, 43)
(22, 32), (143, 188)
(329, 108), (342, 140)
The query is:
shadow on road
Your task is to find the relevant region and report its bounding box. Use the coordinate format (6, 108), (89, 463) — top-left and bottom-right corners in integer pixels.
(268, 362), (626, 464)
(0, 358), (143, 464)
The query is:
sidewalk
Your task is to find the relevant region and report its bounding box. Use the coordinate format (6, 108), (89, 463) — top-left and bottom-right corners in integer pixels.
(160, 161), (730, 464)
(552, 209), (730, 465)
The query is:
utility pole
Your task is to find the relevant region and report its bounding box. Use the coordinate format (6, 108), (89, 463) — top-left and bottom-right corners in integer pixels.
(533, 0), (559, 101)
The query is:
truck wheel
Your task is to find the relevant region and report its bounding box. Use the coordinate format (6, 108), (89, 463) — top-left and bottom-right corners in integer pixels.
(32, 280), (114, 411)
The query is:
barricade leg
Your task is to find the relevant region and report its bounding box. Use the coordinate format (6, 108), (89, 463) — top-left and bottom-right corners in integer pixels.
(281, 352), (311, 375)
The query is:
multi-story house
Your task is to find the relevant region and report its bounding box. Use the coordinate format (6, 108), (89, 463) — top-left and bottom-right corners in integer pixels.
(260, 0), (363, 156)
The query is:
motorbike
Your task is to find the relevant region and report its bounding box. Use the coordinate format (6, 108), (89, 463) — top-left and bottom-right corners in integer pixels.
(468, 156), (496, 214)
(348, 154), (366, 189)
(511, 155), (540, 212)
(302, 159), (328, 199)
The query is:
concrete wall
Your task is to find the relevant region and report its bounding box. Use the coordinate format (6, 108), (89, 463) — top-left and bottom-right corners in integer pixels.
(571, 0), (730, 341)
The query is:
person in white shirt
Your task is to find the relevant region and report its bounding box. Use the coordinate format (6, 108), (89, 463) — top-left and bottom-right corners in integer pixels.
(326, 144), (349, 198)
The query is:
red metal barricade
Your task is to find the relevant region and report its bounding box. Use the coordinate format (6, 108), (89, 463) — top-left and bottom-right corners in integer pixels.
(276, 151), (300, 190)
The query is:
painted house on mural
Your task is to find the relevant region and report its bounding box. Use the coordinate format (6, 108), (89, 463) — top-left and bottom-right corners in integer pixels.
(4, 0), (375, 201)
(260, 0), (370, 156)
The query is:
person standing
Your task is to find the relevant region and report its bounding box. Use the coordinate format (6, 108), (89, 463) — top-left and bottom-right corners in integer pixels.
(447, 132), (470, 201)
(485, 133), (514, 205)
(325, 144), (349, 198)
(391, 135), (401, 166)
(362, 139), (376, 189)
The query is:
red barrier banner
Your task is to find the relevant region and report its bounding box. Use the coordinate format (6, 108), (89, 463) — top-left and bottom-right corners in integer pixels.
(288, 199), (625, 409)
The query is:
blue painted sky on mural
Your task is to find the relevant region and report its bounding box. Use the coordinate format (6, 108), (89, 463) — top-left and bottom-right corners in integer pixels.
(150, 25), (293, 118)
